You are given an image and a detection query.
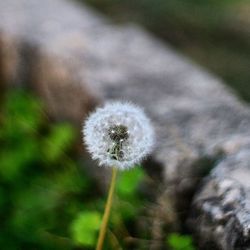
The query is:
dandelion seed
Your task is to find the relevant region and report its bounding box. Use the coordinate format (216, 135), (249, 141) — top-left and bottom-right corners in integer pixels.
(83, 102), (154, 170)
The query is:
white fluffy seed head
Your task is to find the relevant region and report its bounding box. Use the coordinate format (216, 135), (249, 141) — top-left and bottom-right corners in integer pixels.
(83, 102), (155, 170)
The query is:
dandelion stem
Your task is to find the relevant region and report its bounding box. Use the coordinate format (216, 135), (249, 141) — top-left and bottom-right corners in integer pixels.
(96, 167), (118, 250)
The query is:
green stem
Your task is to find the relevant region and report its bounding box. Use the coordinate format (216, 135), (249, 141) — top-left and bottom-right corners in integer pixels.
(96, 167), (118, 250)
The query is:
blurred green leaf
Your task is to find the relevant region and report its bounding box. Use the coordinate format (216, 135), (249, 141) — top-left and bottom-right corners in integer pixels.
(167, 233), (196, 250)
(116, 166), (144, 198)
(42, 123), (76, 163)
(11, 185), (59, 236)
(2, 89), (43, 136)
(0, 186), (5, 208)
(0, 140), (39, 181)
(70, 211), (101, 247)
(112, 166), (145, 223)
(0, 89), (90, 249)
(35, 163), (89, 198)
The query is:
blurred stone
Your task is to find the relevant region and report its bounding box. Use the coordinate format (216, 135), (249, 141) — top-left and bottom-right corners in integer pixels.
(188, 139), (250, 250)
(0, 0), (250, 248)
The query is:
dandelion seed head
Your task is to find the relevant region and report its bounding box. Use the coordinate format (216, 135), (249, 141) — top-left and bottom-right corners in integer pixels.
(83, 102), (154, 170)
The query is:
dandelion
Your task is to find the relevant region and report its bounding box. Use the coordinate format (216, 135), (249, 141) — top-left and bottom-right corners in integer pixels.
(83, 101), (154, 250)
(83, 102), (154, 170)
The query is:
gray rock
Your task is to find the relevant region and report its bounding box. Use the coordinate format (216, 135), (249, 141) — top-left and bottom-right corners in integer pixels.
(189, 139), (250, 250)
(0, 0), (250, 248)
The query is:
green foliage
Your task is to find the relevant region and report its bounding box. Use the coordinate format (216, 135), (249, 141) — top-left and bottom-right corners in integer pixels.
(114, 166), (145, 221)
(167, 233), (196, 250)
(42, 123), (76, 163)
(70, 211), (102, 247)
(0, 90), (42, 181)
(117, 165), (144, 198)
(0, 89), (92, 249)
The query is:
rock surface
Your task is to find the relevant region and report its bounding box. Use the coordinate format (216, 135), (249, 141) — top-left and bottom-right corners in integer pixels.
(0, 0), (250, 249)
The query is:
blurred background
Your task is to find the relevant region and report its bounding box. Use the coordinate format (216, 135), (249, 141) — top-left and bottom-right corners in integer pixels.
(84, 0), (250, 102)
(0, 0), (249, 249)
